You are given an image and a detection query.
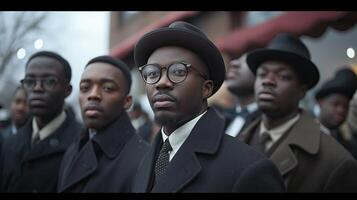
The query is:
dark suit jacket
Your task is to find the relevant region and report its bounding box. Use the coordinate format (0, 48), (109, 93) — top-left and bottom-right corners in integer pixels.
(239, 110), (357, 192)
(57, 112), (150, 193)
(132, 107), (285, 193)
(0, 113), (83, 192)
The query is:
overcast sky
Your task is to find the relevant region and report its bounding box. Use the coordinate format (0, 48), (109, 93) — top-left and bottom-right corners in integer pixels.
(11, 11), (110, 119)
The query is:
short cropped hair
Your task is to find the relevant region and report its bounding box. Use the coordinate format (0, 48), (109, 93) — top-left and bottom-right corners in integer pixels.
(85, 55), (132, 94)
(26, 51), (72, 83)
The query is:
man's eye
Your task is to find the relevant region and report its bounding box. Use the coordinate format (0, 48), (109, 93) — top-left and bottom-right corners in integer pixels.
(24, 79), (36, 86)
(147, 70), (159, 78)
(172, 69), (186, 76)
(45, 78), (57, 86)
(80, 84), (90, 92)
(279, 74), (291, 81)
(103, 86), (113, 92)
(103, 84), (116, 92)
(256, 72), (266, 78)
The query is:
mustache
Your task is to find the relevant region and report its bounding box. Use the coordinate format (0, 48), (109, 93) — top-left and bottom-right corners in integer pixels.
(152, 92), (176, 102)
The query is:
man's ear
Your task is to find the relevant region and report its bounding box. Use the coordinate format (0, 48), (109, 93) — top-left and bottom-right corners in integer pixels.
(202, 80), (214, 100)
(124, 95), (133, 110)
(65, 84), (72, 98)
(298, 84), (308, 100)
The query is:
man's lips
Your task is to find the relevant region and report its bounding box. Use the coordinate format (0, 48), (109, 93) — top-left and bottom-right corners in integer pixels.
(226, 71), (239, 80)
(29, 98), (46, 107)
(152, 94), (175, 109)
(258, 90), (277, 101)
(84, 104), (103, 117)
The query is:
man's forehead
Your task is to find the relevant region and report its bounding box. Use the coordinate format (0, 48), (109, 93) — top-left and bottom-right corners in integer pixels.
(258, 60), (295, 72)
(82, 63), (124, 82)
(84, 62), (124, 76)
(26, 56), (63, 74)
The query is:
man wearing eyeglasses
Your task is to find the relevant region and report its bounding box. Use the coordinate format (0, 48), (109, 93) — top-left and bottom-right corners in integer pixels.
(0, 51), (83, 192)
(132, 21), (285, 193)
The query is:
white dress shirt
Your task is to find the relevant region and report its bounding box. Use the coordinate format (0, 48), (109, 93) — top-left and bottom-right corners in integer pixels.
(161, 110), (207, 161)
(32, 110), (66, 143)
(226, 102), (258, 137)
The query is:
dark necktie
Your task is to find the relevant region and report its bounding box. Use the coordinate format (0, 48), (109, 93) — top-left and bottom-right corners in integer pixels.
(154, 138), (172, 181)
(256, 132), (272, 154)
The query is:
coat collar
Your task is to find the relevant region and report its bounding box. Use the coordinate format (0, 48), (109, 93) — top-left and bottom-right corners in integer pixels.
(91, 112), (135, 159)
(280, 110), (320, 155)
(239, 109), (321, 176)
(15, 114), (82, 162)
(134, 107), (226, 192)
(59, 113), (134, 192)
(59, 141), (98, 192)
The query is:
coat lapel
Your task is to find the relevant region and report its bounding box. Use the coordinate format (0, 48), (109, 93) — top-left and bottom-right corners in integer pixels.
(133, 135), (162, 192)
(60, 141), (98, 192)
(270, 110), (320, 176)
(22, 116), (80, 162)
(238, 116), (261, 143)
(152, 108), (225, 192)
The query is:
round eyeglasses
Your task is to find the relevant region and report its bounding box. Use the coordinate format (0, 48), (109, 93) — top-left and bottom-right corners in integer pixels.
(20, 76), (60, 91)
(138, 61), (208, 85)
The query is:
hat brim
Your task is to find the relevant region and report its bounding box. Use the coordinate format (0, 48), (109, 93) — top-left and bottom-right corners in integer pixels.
(247, 49), (320, 89)
(315, 85), (355, 100)
(134, 27), (226, 95)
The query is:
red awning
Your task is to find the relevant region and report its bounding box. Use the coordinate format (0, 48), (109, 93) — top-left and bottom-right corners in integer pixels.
(216, 11), (357, 58)
(110, 11), (199, 59)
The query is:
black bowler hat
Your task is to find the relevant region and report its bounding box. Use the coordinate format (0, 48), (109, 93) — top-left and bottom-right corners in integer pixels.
(315, 67), (357, 100)
(134, 21), (226, 96)
(246, 33), (320, 89)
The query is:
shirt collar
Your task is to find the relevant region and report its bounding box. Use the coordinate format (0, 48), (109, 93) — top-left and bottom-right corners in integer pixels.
(32, 110), (66, 141)
(88, 128), (97, 139)
(260, 113), (300, 143)
(161, 110), (207, 155)
(11, 123), (17, 135)
(236, 102), (258, 113)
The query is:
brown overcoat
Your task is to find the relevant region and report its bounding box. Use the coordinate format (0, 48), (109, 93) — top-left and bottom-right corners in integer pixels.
(239, 110), (357, 192)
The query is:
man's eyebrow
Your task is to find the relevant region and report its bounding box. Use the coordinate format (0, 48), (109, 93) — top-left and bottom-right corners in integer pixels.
(80, 78), (118, 84)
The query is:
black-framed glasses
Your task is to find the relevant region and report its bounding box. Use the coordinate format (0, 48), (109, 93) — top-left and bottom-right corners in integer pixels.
(20, 76), (60, 91)
(138, 61), (208, 85)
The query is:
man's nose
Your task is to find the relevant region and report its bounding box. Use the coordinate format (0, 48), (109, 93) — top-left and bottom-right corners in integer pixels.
(261, 73), (276, 87)
(33, 80), (45, 92)
(155, 69), (174, 90)
(87, 85), (102, 101)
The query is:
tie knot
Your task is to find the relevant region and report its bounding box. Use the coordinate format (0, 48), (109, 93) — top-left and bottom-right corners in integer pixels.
(259, 132), (271, 144)
(162, 139), (172, 153)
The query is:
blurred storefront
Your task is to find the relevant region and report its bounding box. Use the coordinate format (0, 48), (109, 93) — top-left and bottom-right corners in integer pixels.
(109, 11), (357, 112)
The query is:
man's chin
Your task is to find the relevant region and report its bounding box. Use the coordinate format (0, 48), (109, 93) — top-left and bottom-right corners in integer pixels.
(154, 111), (178, 127)
(30, 108), (49, 117)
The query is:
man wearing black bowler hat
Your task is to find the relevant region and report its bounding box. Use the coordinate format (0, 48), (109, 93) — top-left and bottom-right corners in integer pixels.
(239, 33), (357, 192)
(132, 21), (285, 193)
(57, 56), (149, 192)
(315, 66), (357, 159)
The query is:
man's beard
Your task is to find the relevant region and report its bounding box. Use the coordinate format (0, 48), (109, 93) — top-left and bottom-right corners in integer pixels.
(154, 113), (179, 127)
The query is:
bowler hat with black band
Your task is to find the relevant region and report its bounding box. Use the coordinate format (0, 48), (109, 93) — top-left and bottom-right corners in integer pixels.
(134, 21), (226, 96)
(315, 67), (357, 100)
(246, 33), (320, 90)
